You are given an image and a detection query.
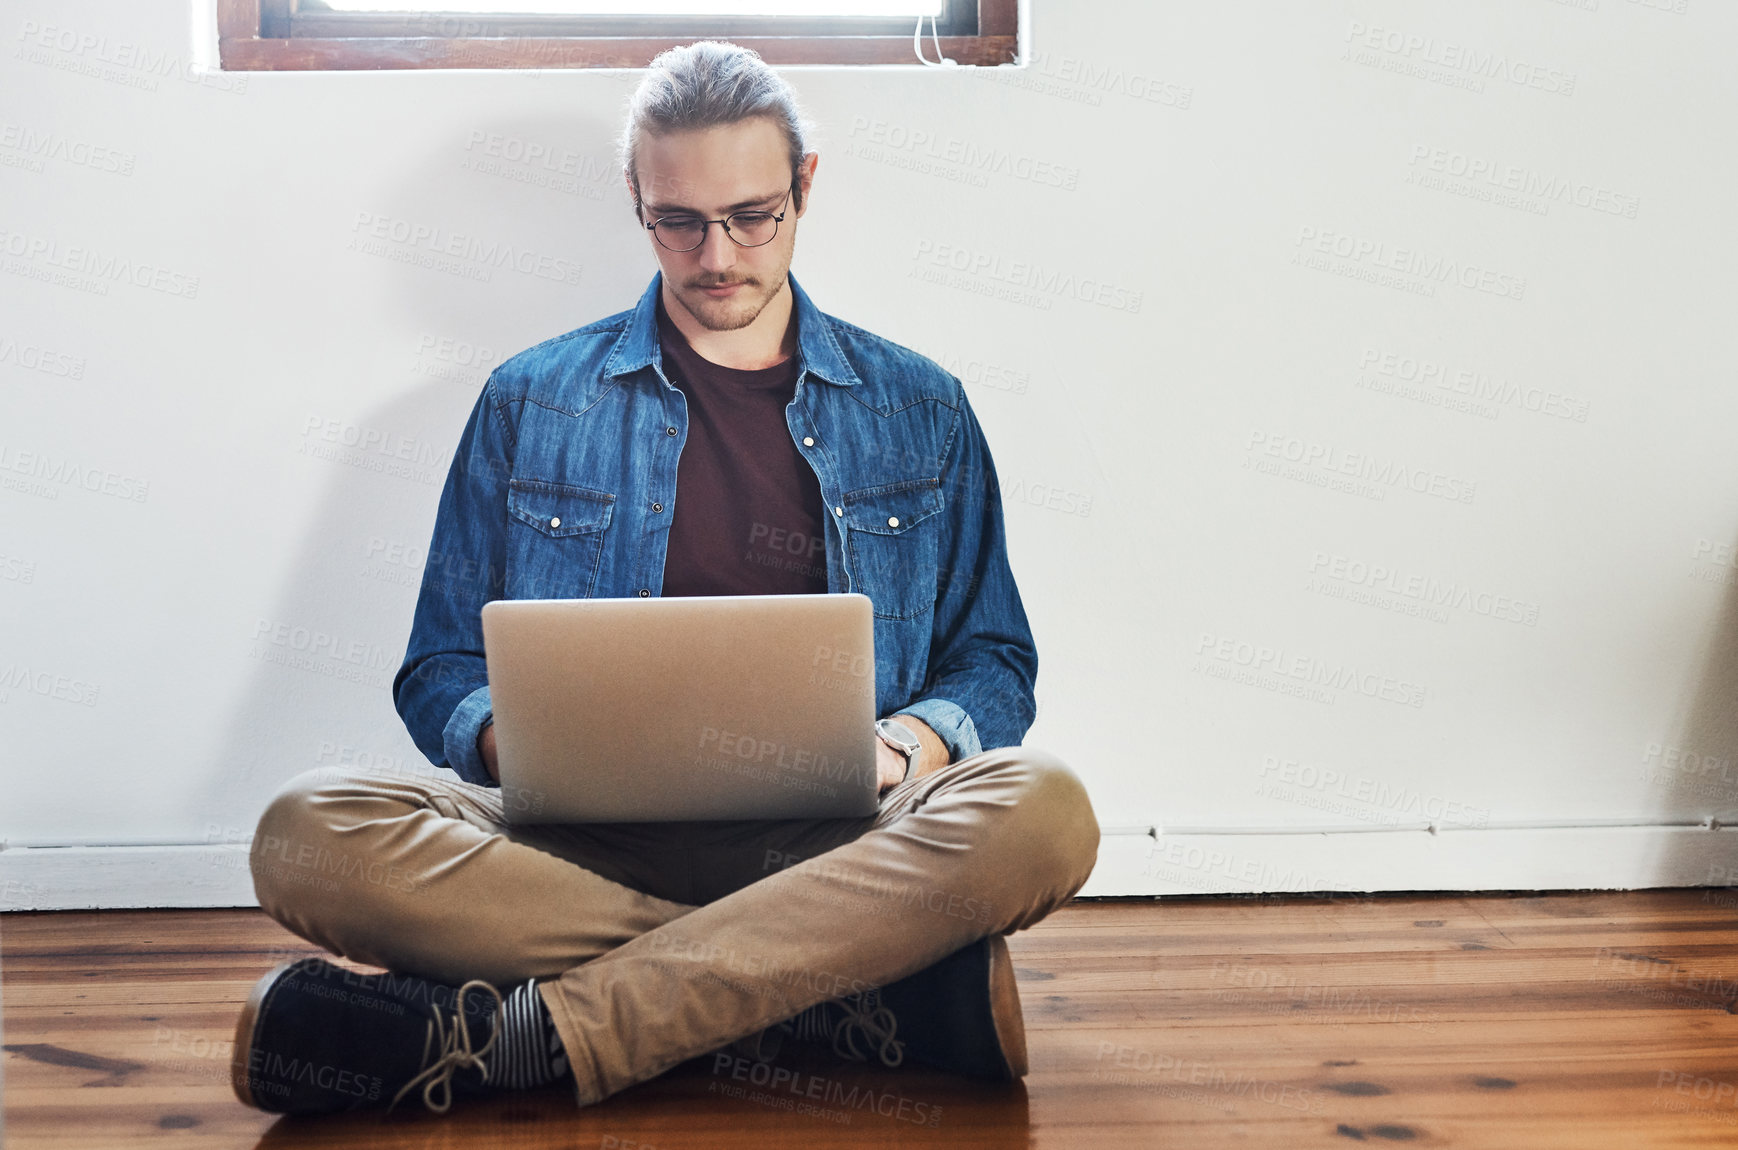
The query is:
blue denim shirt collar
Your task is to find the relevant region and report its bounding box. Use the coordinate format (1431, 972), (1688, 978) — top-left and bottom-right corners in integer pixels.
(394, 270), (1038, 786)
(602, 272), (863, 388)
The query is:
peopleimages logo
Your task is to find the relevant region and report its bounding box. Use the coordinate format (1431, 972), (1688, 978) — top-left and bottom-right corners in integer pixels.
(0, 335), (85, 379)
(0, 226), (199, 299)
(0, 663), (100, 706)
(1405, 144), (1639, 219)
(1246, 430), (1477, 505)
(848, 117), (1080, 190)
(0, 443), (149, 502)
(1294, 226), (1525, 301)
(1357, 348), (1590, 423)
(911, 239), (1142, 313)
(1343, 20), (1577, 96)
(1194, 631), (1428, 709)
(1257, 755), (1491, 827)
(694, 725), (868, 786)
(241, 1050), (383, 1101)
(1092, 1043), (1323, 1113)
(984, 52), (1193, 110)
(0, 121), (136, 175)
(1308, 551), (1541, 627)
(709, 1053), (944, 1127)
(349, 211), (582, 285)
(15, 19), (249, 94)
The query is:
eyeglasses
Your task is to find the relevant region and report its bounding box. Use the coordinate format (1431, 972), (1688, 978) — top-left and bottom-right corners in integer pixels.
(642, 190), (791, 253)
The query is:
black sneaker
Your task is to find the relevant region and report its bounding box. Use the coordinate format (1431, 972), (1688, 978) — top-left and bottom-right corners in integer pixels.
(230, 957), (504, 1115)
(781, 934), (1028, 1080)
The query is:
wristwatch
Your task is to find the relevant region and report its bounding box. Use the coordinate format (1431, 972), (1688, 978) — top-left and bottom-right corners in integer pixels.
(875, 718), (923, 783)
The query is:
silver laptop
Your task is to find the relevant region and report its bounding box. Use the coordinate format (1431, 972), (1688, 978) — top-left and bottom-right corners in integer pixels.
(480, 593), (881, 823)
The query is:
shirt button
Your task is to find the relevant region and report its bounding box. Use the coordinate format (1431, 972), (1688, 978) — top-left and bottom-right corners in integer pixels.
(638, 588), (650, 597)
(833, 506), (843, 517)
(888, 516), (900, 528)
(802, 436), (815, 447)
(665, 426), (678, 436)
(652, 502), (664, 513)
(550, 516), (561, 528)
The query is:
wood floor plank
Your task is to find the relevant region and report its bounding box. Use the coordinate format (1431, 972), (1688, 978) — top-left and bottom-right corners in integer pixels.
(5, 891), (1738, 1147)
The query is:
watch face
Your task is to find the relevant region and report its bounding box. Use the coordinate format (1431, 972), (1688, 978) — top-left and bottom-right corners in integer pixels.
(877, 719), (920, 753)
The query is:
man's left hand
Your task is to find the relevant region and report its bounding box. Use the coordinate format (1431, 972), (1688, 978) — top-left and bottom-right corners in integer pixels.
(873, 715), (949, 794)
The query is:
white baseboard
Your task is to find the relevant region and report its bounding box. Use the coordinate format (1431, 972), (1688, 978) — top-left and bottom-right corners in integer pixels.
(1077, 824), (1738, 897)
(1, 827), (1735, 911)
(0, 844), (257, 911)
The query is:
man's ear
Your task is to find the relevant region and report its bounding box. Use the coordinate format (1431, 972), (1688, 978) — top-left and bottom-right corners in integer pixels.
(795, 151), (819, 217)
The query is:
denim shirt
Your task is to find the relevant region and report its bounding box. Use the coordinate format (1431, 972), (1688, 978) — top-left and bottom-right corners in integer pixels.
(392, 273), (1038, 787)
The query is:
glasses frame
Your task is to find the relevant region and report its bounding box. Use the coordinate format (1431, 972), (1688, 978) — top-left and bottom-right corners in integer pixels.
(642, 189), (793, 253)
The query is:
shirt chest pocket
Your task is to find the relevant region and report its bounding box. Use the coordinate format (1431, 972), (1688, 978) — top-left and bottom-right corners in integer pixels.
(506, 478), (615, 600)
(842, 477), (944, 620)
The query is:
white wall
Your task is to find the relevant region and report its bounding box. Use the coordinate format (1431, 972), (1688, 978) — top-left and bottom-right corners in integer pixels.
(4, 0), (1737, 907)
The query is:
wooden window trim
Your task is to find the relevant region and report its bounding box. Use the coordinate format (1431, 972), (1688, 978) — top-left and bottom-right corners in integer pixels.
(217, 0), (1017, 70)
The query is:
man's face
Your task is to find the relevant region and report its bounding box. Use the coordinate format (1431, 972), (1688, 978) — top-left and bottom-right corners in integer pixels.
(632, 117), (809, 333)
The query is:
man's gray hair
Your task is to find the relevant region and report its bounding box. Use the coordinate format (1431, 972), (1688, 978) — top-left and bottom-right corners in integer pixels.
(621, 41), (814, 210)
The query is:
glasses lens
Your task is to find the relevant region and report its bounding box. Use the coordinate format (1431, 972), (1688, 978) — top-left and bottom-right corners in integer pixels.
(726, 212), (779, 248)
(654, 218), (706, 252)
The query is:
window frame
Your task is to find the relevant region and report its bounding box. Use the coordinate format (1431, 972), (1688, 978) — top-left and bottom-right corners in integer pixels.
(216, 0), (1018, 70)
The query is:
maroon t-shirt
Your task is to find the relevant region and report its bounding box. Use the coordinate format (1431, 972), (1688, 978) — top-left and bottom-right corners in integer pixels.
(657, 300), (830, 598)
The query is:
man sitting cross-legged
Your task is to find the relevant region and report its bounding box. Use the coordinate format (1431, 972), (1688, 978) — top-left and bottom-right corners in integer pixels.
(230, 40), (1100, 1116)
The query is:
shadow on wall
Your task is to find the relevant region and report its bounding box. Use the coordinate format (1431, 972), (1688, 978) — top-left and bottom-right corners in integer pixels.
(1661, 539), (1738, 891)
(201, 103), (656, 850)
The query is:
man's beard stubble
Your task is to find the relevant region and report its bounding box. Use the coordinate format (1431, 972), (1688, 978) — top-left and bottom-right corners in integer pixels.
(676, 268), (789, 333)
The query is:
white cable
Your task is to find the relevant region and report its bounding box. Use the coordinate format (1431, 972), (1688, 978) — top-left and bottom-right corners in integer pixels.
(913, 13), (957, 67)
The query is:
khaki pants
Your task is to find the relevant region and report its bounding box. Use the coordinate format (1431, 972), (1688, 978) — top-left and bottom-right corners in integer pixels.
(249, 745), (1100, 1106)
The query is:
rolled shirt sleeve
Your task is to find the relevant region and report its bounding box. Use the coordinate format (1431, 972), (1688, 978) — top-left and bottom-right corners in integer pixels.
(441, 685), (496, 786)
(898, 385), (1038, 761)
(894, 696), (983, 763)
(391, 376), (513, 787)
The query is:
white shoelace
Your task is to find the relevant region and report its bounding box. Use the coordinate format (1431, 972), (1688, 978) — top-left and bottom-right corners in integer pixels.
(828, 992), (905, 1068)
(389, 979), (505, 1114)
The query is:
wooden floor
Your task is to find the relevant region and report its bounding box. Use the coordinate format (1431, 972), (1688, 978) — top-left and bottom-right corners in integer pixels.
(5, 890), (1738, 1147)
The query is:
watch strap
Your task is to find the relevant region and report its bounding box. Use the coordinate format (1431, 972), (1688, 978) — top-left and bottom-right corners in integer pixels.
(877, 718), (922, 782)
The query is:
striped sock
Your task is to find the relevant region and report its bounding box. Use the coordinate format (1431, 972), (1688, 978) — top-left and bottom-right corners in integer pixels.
(784, 999), (840, 1044)
(491, 980), (570, 1090)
